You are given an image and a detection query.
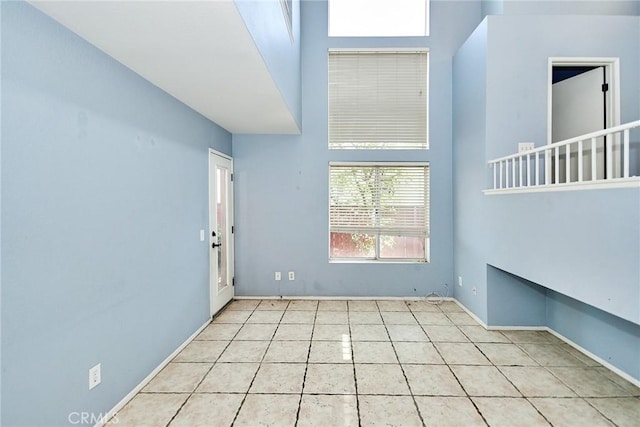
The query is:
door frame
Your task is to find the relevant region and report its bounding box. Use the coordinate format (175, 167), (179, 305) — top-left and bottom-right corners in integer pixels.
(208, 148), (235, 317)
(547, 57), (621, 179)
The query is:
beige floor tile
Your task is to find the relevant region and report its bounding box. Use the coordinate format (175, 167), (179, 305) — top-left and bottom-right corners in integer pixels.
(403, 364), (466, 396)
(280, 310), (316, 324)
(173, 340), (229, 363)
(352, 341), (398, 364)
(318, 300), (348, 311)
(350, 324), (389, 341)
(309, 340), (352, 363)
(376, 300), (410, 311)
(235, 323), (278, 341)
(530, 398), (615, 427)
(303, 364), (356, 394)
(312, 324), (350, 341)
(518, 343), (587, 367)
(218, 340), (269, 363)
(472, 397), (550, 427)
(348, 311), (383, 324)
(477, 343), (538, 366)
(415, 396), (485, 427)
(501, 330), (555, 344)
(423, 325), (469, 342)
(549, 367), (633, 397)
(256, 300), (290, 310)
(559, 343), (602, 366)
(226, 299), (260, 311)
(434, 342), (490, 365)
(348, 300), (379, 312)
(451, 365), (521, 397)
(143, 363), (212, 393)
(406, 301), (442, 312)
(413, 312), (453, 325)
(108, 393), (188, 427)
(394, 342), (444, 364)
(273, 323), (314, 341)
(499, 366), (576, 397)
(459, 325), (510, 343)
(315, 310), (349, 324)
(358, 395), (422, 426)
(439, 301), (465, 312)
(196, 362), (259, 393)
(445, 312), (477, 325)
(587, 397), (640, 427)
(246, 310), (284, 324)
(249, 363), (306, 394)
(386, 324), (429, 342)
(196, 323), (242, 341)
(287, 299), (318, 311)
(298, 395), (359, 427)
(213, 310), (253, 324)
(234, 394), (299, 427)
(380, 311), (418, 325)
(169, 393), (243, 427)
(355, 364), (410, 395)
(263, 340), (310, 363)
(594, 367), (640, 396)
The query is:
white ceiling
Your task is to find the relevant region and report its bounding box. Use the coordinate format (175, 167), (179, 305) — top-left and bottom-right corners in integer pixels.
(29, 1), (300, 135)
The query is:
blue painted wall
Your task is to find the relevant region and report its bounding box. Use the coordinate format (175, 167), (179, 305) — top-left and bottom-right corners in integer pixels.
(234, 0), (302, 131)
(453, 12), (640, 380)
(1, 3), (231, 425)
(232, 0), (481, 298)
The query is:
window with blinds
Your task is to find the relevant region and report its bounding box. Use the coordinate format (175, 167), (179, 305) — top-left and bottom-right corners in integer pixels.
(329, 163), (429, 262)
(328, 50), (428, 150)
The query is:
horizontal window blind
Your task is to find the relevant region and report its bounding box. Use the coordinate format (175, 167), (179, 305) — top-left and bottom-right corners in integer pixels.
(329, 164), (429, 237)
(329, 51), (428, 150)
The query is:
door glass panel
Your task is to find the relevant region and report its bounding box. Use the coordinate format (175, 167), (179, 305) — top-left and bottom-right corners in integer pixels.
(216, 166), (228, 293)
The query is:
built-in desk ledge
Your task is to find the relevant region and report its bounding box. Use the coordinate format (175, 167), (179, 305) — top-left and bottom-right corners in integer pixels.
(485, 120), (640, 195)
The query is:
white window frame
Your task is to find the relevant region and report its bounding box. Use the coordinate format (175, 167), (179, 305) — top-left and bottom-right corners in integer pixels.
(328, 48), (429, 150)
(328, 161), (430, 263)
(328, 0), (430, 38)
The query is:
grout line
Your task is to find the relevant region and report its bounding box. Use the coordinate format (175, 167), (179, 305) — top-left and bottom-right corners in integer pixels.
(293, 304), (318, 426)
(346, 305), (362, 427)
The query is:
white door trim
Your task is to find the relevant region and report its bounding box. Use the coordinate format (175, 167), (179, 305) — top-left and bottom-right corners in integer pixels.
(208, 148), (234, 317)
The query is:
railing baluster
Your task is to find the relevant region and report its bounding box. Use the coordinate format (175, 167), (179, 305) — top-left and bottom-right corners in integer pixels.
(591, 137), (597, 181)
(519, 156), (523, 188)
(606, 133), (613, 179)
(554, 147), (560, 184)
(493, 163), (497, 189)
(535, 152), (540, 185)
(526, 153), (531, 186)
(623, 129), (630, 178)
(578, 140), (583, 182)
(499, 161), (503, 189)
(565, 143), (571, 183)
(512, 157), (516, 188)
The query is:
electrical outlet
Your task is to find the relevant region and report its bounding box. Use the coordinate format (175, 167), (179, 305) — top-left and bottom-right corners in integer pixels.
(472, 286), (477, 296)
(458, 276), (463, 287)
(518, 142), (535, 153)
(275, 272), (281, 281)
(89, 363), (101, 390)
(288, 271), (295, 281)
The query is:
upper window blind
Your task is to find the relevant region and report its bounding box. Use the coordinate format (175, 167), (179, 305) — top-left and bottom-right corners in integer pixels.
(328, 51), (428, 150)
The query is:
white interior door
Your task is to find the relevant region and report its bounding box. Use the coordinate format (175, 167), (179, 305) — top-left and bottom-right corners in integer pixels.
(552, 66), (606, 182)
(209, 150), (234, 316)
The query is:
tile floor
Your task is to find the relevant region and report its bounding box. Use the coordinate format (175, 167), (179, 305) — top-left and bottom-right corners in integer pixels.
(108, 299), (640, 426)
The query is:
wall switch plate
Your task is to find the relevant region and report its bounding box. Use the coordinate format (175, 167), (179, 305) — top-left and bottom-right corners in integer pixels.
(288, 271), (295, 281)
(89, 363), (101, 390)
(275, 272), (281, 281)
(200, 229), (205, 241)
(458, 276), (463, 287)
(518, 142), (535, 153)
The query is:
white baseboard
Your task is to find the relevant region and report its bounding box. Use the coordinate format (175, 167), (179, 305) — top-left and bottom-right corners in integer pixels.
(95, 319), (211, 427)
(234, 295), (425, 301)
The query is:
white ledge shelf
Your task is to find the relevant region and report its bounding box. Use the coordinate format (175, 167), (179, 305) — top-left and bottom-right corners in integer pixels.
(484, 177), (640, 195)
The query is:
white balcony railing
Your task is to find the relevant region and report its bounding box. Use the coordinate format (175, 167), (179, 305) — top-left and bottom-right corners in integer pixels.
(486, 120), (640, 194)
